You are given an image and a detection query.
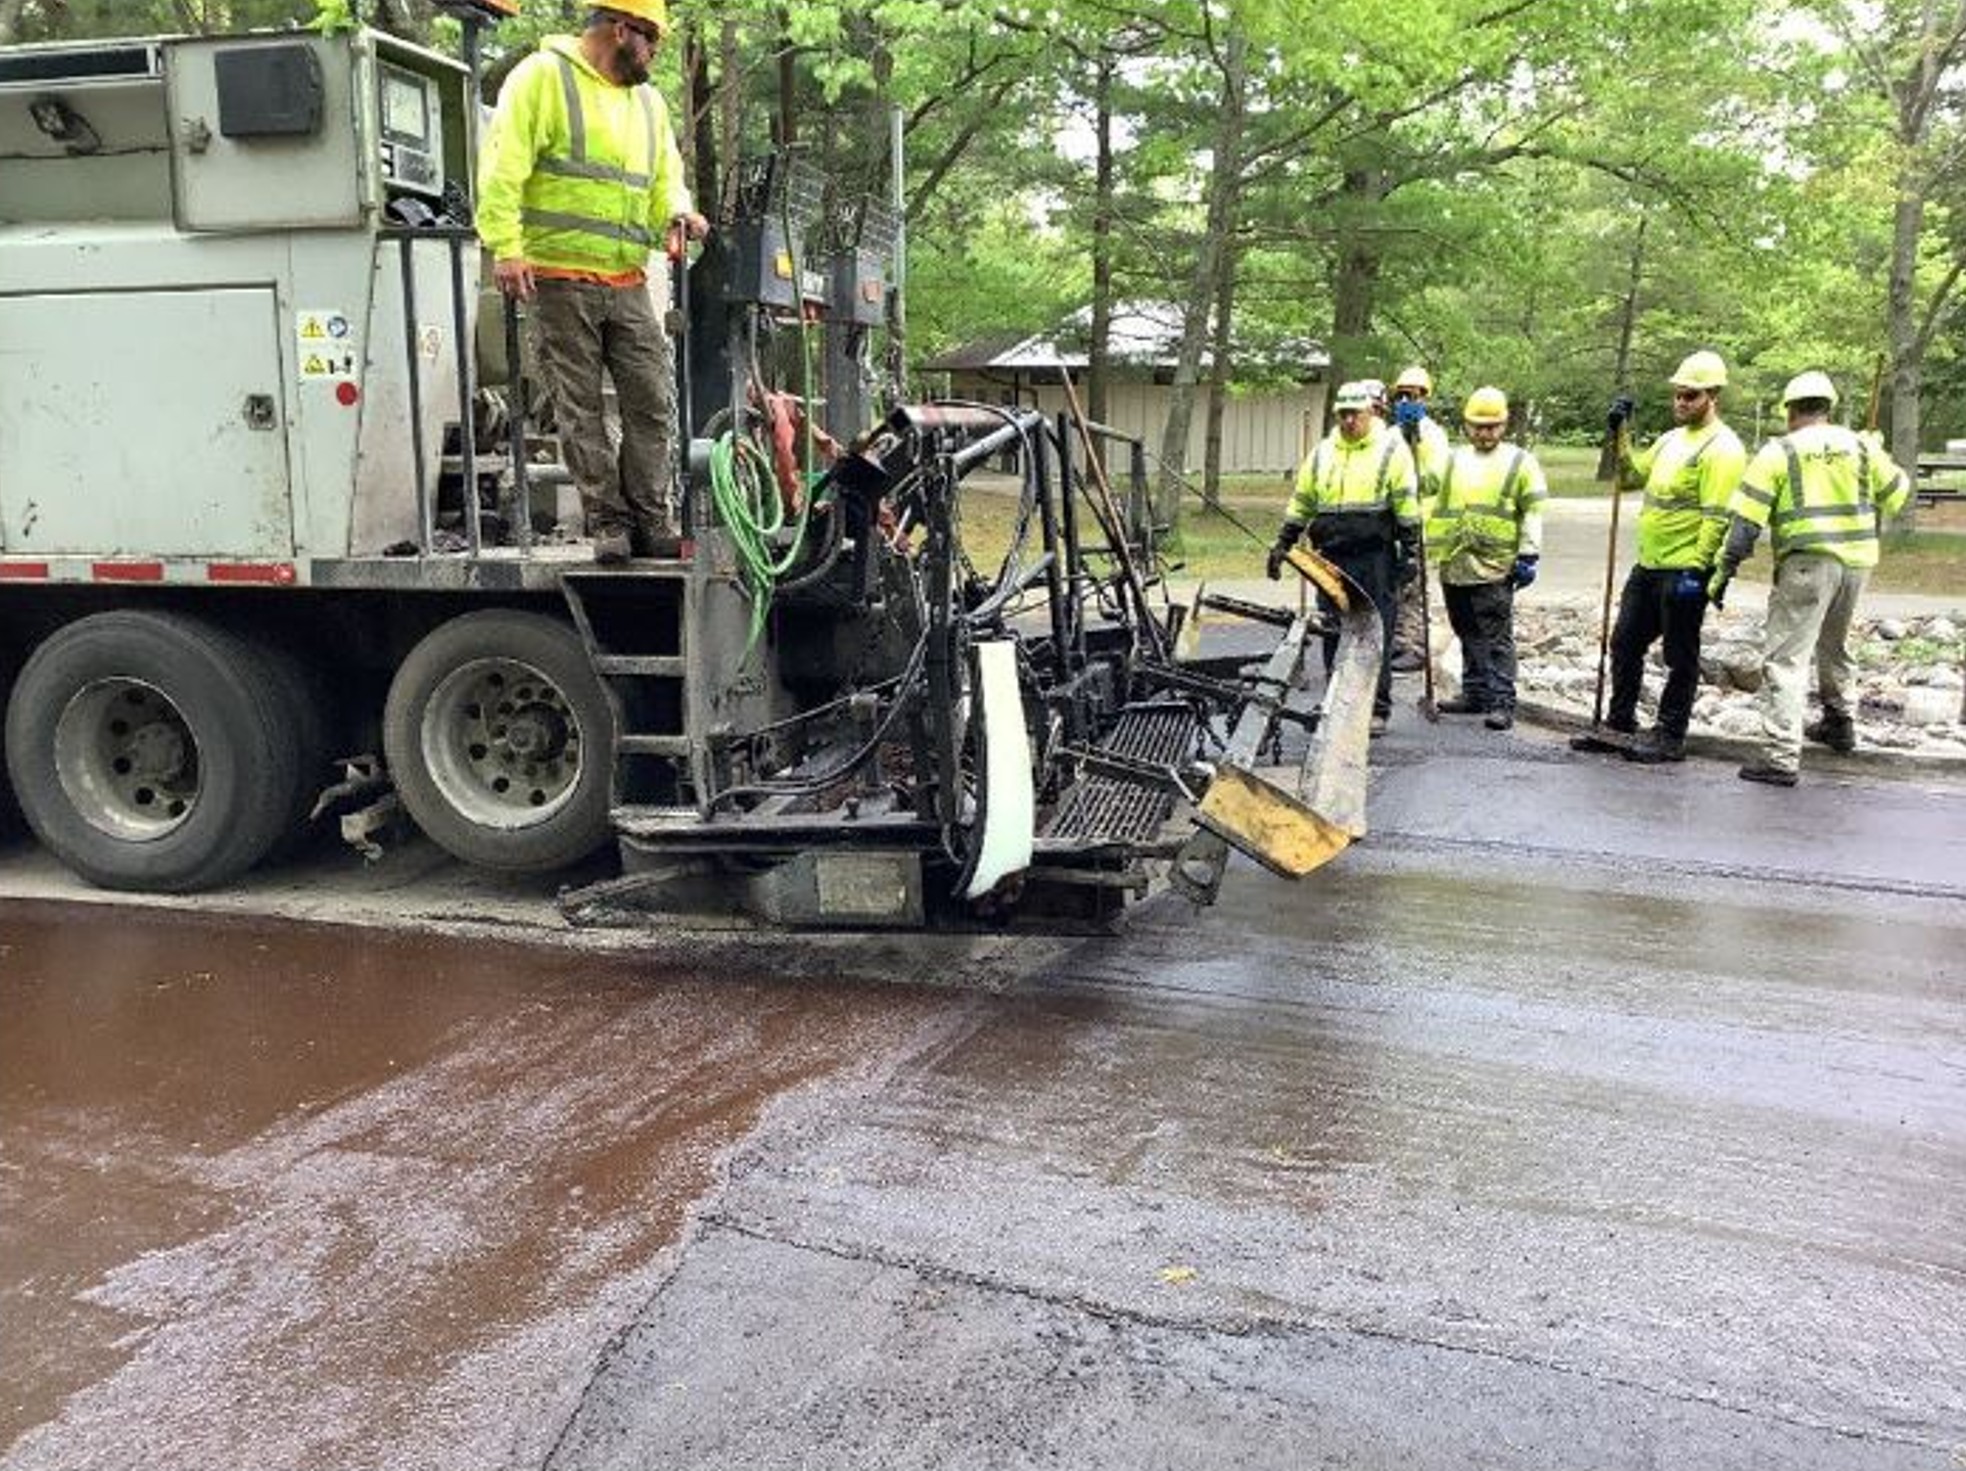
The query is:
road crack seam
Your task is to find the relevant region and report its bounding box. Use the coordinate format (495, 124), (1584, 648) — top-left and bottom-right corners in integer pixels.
(700, 1213), (1953, 1455)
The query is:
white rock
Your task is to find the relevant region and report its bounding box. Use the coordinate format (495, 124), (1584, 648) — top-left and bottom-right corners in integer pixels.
(1713, 707), (1763, 737)
(1921, 616), (1959, 642)
(1875, 618), (1909, 641)
(1928, 667), (1964, 691)
(1901, 686), (1960, 725)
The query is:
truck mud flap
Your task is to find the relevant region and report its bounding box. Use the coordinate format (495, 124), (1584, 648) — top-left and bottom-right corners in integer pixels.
(1172, 548), (1379, 903)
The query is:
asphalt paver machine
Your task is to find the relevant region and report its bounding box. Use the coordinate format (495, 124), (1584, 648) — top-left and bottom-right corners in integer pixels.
(0, 9), (1382, 929)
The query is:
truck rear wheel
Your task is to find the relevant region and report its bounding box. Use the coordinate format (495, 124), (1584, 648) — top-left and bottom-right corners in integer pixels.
(3, 611), (304, 891)
(0, 649), (20, 836)
(382, 610), (616, 872)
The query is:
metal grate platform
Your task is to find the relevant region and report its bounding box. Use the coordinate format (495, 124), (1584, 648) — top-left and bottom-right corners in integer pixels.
(1043, 701), (1198, 844)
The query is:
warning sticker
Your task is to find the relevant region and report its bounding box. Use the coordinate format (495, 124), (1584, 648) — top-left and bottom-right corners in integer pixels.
(300, 349), (360, 381)
(296, 309), (353, 343)
(296, 309), (358, 380)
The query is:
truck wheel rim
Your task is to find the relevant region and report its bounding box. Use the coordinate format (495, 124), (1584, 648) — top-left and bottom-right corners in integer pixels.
(420, 657), (584, 831)
(52, 679), (200, 841)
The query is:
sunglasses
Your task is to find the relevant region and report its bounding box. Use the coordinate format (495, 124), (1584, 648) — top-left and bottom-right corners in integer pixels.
(1673, 389), (1707, 403)
(617, 16), (661, 43)
(1393, 388), (1424, 400)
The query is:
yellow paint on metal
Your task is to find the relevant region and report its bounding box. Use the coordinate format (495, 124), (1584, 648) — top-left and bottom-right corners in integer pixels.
(1196, 764), (1354, 879)
(1286, 547), (1350, 609)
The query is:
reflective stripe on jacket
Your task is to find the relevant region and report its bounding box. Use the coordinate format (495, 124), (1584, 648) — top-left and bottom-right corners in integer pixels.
(1427, 443), (1548, 586)
(1623, 421), (1746, 570)
(1728, 424), (1910, 569)
(1287, 422), (1421, 530)
(477, 36), (691, 275)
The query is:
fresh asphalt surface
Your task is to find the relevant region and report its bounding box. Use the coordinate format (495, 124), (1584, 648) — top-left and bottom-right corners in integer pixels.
(1, 683), (1962, 1469)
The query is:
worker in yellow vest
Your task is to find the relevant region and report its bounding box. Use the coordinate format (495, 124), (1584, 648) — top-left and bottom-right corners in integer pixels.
(1427, 388), (1547, 731)
(1573, 350), (1746, 763)
(1389, 365), (1452, 673)
(1710, 371), (1911, 786)
(478, 1), (707, 563)
(1268, 381), (1422, 735)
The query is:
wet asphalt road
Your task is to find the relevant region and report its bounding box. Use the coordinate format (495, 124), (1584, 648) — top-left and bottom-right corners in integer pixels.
(2, 717), (1963, 1470)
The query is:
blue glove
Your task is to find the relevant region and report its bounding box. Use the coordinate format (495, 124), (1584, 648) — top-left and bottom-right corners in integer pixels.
(1394, 398), (1427, 428)
(1607, 394), (1635, 432)
(1672, 569), (1706, 600)
(1510, 555), (1538, 589)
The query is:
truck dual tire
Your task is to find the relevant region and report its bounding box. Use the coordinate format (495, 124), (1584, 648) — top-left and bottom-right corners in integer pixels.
(0, 650), (20, 836)
(2, 611), (308, 892)
(382, 609), (617, 873)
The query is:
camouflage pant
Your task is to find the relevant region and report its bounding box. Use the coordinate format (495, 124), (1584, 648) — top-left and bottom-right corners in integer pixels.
(531, 276), (677, 543)
(1393, 572), (1427, 655)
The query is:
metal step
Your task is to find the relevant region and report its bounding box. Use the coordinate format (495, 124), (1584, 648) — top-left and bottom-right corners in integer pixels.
(617, 734), (693, 757)
(1042, 701), (1198, 844)
(592, 655), (686, 677)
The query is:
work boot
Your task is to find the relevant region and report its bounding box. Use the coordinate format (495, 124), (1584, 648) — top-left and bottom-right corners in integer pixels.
(1804, 713), (1857, 754)
(1369, 713), (1390, 738)
(1738, 762), (1798, 788)
(1483, 708), (1514, 731)
(632, 522), (685, 559)
(591, 527), (633, 565)
(1622, 730), (1685, 764)
(1436, 696), (1484, 716)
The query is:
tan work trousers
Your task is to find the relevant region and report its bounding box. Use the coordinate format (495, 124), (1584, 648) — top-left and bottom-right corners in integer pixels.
(1755, 551), (1867, 773)
(531, 276), (677, 544)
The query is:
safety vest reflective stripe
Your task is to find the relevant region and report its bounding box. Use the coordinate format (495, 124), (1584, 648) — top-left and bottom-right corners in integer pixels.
(537, 155), (654, 189)
(1734, 482), (1776, 508)
(519, 208), (655, 247)
(1642, 430), (1717, 512)
(547, 54), (657, 186)
(1429, 447), (1526, 551)
(1777, 525), (1880, 548)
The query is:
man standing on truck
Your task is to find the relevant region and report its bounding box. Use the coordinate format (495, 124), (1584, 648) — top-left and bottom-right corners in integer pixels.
(477, 1), (708, 563)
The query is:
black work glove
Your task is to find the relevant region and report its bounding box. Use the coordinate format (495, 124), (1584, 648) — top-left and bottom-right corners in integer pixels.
(1606, 394), (1635, 433)
(1510, 554), (1539, 589)
(1267, 520), (1305, 581)
(1706, 560), (1736, 610)
(1395, 529), (1422, 585)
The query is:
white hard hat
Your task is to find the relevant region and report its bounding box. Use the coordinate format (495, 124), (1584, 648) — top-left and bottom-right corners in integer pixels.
(1334, 381), (1373, 411)
(1781, 370), (1839, 407)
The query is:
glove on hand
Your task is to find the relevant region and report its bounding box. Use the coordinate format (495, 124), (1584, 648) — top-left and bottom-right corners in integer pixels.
(1672, 569), (1707, 601)
(1706, 562), (1735, 610)
(1397, 552), (1422, 586)
(1266, 544), (1288, 581)
(1510, 555), (1539, 589)
(1606, 394), (1635, 433)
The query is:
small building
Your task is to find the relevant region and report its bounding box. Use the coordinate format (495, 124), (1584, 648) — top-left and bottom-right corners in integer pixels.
(920, 302), (1328, 476)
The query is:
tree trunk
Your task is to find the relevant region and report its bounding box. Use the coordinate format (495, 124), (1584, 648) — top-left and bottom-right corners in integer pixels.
(775, 8), (798, 148)
(1087, 54), (1115, 427)
(717, 17), (742, 221)
(1325, 165), (1386, 431)
(1886, 166), (1928, 476)
(683, 21), (717, 217)
(1155, 24), (1247, 528)
(1203, 238), (1237, 508)
(1597, 211), (1647, 482)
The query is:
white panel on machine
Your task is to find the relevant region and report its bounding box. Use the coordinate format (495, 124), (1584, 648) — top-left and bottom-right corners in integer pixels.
(962, 639), (1036, 899)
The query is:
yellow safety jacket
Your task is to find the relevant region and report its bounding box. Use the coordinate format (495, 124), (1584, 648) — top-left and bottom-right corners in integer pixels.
(1621, 421), (1746, 571)
(1411, 416), (1453, 501)
(1426, 442), (1548, 586)
(1287, 421), (1421, 532)
(1728, 423), (1909, 569)
(477, 36), (692, 275)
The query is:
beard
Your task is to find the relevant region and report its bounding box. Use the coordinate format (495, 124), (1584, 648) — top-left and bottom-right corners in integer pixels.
(612, 40), (650, 85)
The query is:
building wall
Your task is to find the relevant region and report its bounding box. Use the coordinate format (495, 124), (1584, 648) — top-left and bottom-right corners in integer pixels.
(944, 373), (1326, 478)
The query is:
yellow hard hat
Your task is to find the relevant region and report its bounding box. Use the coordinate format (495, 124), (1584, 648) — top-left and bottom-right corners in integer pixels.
(1394, 365), (1433, 394)
(1669, 350), (1728, 390)
(1782, 370), (1839, 407)
(1462, 386), (1509, 425)
(601, 0), (668, 33)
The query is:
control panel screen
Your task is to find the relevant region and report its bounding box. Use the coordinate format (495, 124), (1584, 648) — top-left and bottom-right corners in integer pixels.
(376, 62), (442, 198)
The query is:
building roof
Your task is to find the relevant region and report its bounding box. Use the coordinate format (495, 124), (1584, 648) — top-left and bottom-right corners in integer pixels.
(920, 301), (1327, 378)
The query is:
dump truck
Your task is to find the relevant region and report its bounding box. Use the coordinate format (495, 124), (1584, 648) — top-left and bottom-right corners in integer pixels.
(0, 12), (1380, 930)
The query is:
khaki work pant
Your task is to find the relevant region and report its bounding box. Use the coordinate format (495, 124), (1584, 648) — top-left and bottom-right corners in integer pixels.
(531, 276), (677, 545)
(1755, 551), (1867, 774)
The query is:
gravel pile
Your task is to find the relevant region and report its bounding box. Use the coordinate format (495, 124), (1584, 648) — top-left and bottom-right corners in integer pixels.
(1457, 607), (1966, 758)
